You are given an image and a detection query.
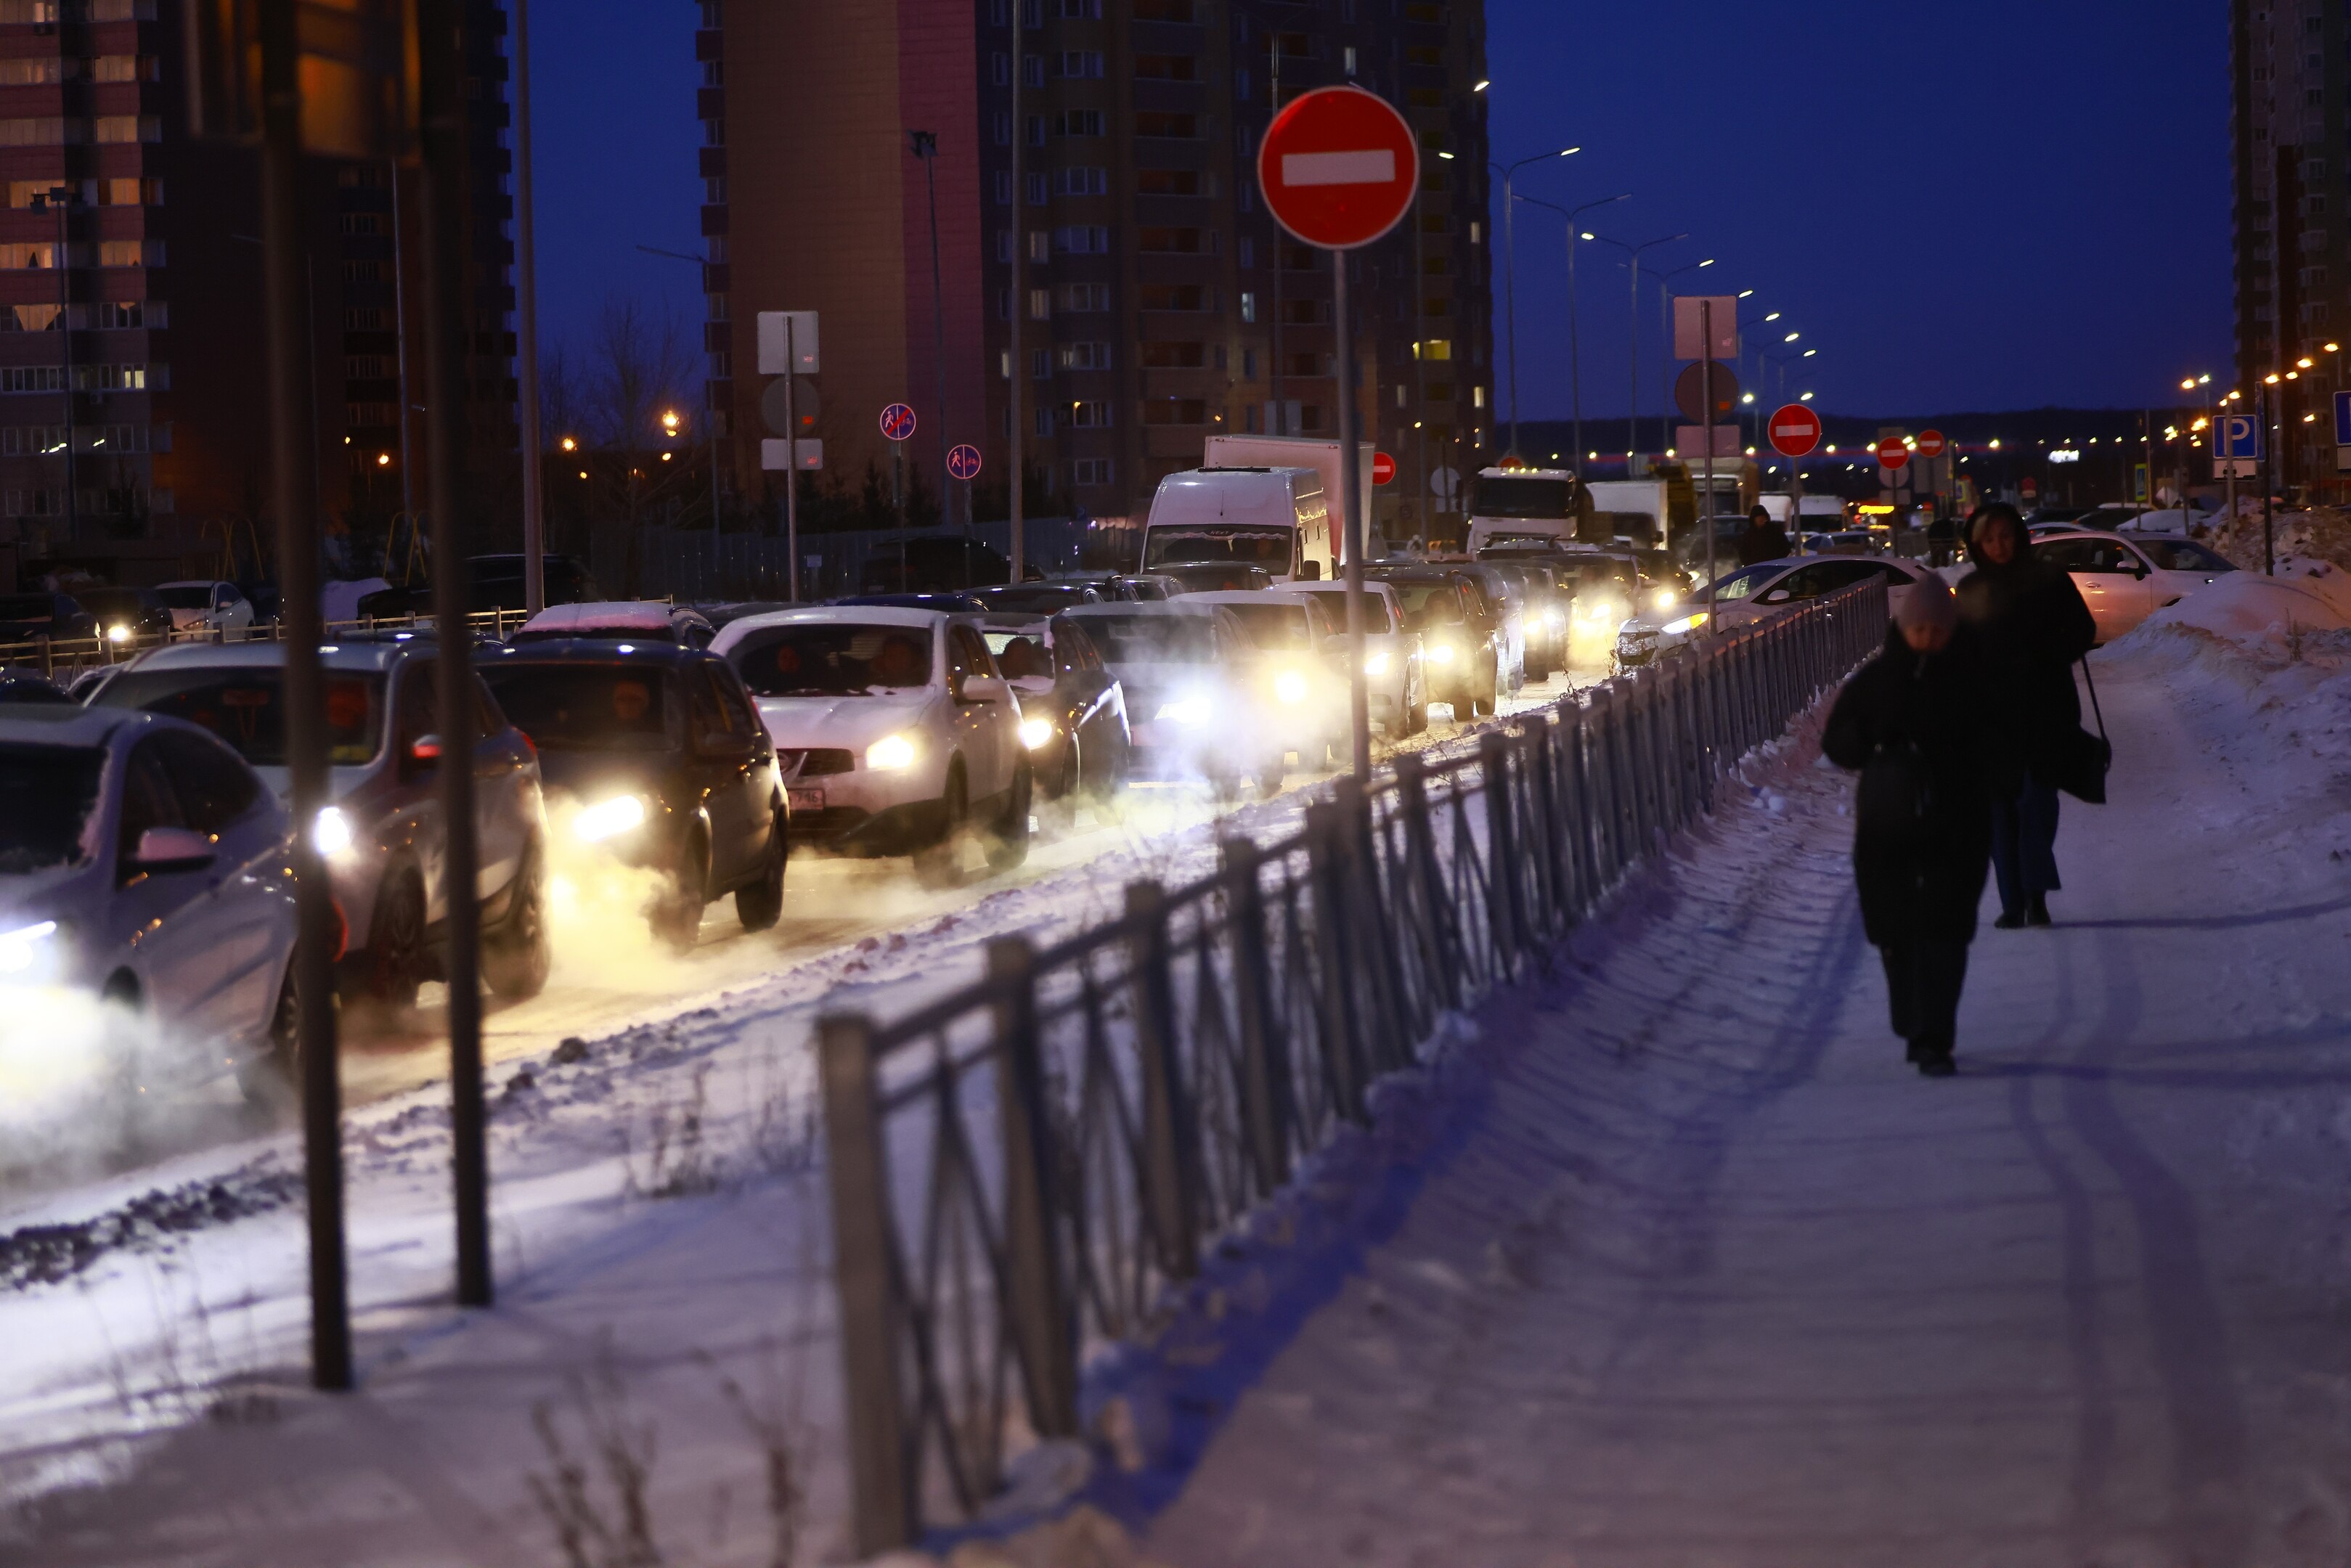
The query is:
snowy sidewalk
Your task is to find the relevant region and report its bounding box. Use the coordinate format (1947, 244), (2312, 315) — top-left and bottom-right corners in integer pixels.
(1149, 634), (2351, 1568)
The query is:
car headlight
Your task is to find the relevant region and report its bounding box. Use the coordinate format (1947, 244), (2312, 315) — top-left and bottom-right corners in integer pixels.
(865, 733), (918, 772)
(1427, 642), (1458, 664)
(1652, 589), (1680, 611)
(1273, 669), (1310, 705)
(1156, 697), (1210, 726)
(1663, 613), (1711, 636)
(1362, 650), (1392, 677)
(0, 919), (58, 979)
(574, 793), (650, 841)
(1018, 717), (1054, 751)
(312, 807), (355, 857)
(107, 623), (133, 645)
(1541, 610), (1564, 631)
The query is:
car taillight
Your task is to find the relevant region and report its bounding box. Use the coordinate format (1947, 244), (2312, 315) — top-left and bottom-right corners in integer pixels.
(515, 730), (537, 761)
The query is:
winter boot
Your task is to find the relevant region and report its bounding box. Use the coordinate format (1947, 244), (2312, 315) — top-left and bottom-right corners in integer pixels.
(1917, 1050), (1957, 1079)
(1993, 909), (2026, 930)
(2025, 896), (2052, 928)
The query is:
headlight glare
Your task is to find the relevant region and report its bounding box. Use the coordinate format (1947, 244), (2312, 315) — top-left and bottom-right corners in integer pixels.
(107, 623), (132, 645)
(1018, 717), (1054, 751)
(1273, 670), (1310, 705)
(1363, 650), (1392, 677)
(1156, 698), (1210, 726)
(0, 920), (58, 978)
(865, 733), (919, 772)
(574, 793), (650, 841)
(1652, 589), (1681, 611)
(1664, 612), (1711, 636)
(1428, 643), (1457, 664)
(312, 807), (355, 857)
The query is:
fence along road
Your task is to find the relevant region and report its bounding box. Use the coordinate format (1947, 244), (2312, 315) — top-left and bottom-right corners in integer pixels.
(815, 579), (1890, 1553)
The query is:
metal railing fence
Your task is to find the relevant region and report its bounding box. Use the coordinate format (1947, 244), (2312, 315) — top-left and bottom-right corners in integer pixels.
(817, 579), (1887, 1553)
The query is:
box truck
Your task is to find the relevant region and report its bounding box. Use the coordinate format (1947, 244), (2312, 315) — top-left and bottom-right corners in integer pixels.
(1202, 435), (1376, 555)
(1140, 467), (1335, 583)
(1462, 467), (1600, 552)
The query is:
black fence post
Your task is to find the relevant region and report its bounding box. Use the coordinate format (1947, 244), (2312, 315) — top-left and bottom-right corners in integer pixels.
(1478, 732), (1523, 973)
(1554, 697), (1598, 918)
(1219, 836), (1294, 1198)
(1124, 881), (1199, 1280)
(1303, 801), (1369, 1122)
(985, 938), (1078, 1441)
(1520, 714), (1562, 940)
(818, 1013), (914, 1556)
(1393, 753), (1462, 1016)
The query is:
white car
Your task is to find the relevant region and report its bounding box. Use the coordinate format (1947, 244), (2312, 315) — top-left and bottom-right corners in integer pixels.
(1268, 580), (1427, 735)
(2032, 530), (2238, 645)
(711, 607), (1031, 877)
(1615, 555), (1930, 669)
(155, 580), (256, 637)
(0, 706), (299, 1102)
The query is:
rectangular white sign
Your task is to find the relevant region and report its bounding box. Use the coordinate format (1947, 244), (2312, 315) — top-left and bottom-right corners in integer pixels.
(1676, 424), (1740, 459)
(1282, 150), (1395, 187)
(757, 311), (820, 376)
(761, 438), (823, 472)
(1671, 295), (1740, 362)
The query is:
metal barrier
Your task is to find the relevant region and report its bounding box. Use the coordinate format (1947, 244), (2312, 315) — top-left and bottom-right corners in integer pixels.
(820, 581), (1886, 1553)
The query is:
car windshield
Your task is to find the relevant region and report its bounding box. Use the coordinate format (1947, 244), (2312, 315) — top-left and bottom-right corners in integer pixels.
(2138, 539), (2235, 573)
(1217, 601), (1322, 650)
(1385, 581), (1464, 629)
(1143, 527), (1292, 568)
(1078, 613), (1218, 664)
(97, 668), (386, 766)
(1560, 559), (1640, 592)
(0, 595), (56, 621)
(0, 743), (102, 873)
(156, 586), (215, 610)
(727, 624), (934, 697)
(480, 665), (679, 751)
(1700, 564), (1785, 604)
(1470, 476), (1576, 520)
(977, 585), (1093, 613)
(1289, 589), (1398, 634)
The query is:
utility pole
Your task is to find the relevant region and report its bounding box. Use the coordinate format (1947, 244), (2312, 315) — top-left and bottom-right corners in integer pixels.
(1007, 1), (1024, 583)
(36, 188), (76, 541)
(513, 0), (545, 613)
(910, 131), (953, 552)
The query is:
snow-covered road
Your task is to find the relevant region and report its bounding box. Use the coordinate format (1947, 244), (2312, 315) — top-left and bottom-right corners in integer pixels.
(1149, 629), (2351, 1568)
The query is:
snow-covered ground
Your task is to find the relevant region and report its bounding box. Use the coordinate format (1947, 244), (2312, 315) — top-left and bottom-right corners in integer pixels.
(1144, 608), (2351, 1565)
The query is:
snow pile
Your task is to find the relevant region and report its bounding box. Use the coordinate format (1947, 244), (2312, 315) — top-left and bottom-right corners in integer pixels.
(2123, 558), (2351, 662)
(2206, 505), (2351, 575)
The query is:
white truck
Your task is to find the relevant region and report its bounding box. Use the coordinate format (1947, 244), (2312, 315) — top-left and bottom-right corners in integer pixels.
(1141, 467), (1335, 583)
(1584, 478), (1669, 549)
(1759, 494), (1854, 535)
(1463, 467), (1597, 553)
(1202, 435), (1376, 558)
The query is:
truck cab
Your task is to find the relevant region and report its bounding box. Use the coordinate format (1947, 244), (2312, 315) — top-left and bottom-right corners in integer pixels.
(1141, 467), (1334, 584)
(1464, 467), (1594, 554)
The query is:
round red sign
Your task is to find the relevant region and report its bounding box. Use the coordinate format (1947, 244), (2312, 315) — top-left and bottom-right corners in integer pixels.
(1257, 86), (1420, 251)
(1875, 436), (1912, 471)
(1372, 452), (1396, 486)
(1915, 429), (1948, 460)
(1767, 404), (1822, 459)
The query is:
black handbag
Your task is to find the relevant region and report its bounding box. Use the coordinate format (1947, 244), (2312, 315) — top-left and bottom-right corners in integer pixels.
(2048, 658), (2114, 804)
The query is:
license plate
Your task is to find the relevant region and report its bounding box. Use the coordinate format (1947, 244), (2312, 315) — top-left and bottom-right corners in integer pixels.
(788, 787), (825, 812)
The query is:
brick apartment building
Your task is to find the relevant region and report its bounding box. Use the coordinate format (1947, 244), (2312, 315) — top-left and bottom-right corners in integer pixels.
(0, 0), (517, 589)
(696, 0), (1494, 544)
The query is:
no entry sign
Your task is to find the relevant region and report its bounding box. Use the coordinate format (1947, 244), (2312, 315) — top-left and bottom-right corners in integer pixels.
(1915, 429), (1948, 460)
(1257, 86), (1419, 250)
(1372, 451), (1396, 486)
(1875, 436), (1912, 471)
(947, 444), (982, 482)
(1768, 404), (1822, 458)
(880, 403), (917, 443)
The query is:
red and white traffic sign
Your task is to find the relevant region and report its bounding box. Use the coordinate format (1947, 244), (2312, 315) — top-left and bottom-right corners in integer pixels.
(1875, 436), (1912, 471)
(1914, 428), (1948, 460)
(1372, 452), (1396, 486)
(1767, 404), (1822, 459)
(1257, 86), (1420, 251)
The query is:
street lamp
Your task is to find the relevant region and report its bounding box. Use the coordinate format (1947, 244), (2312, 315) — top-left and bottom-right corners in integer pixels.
(1491, 147), (1582, 457)
(1517, 191), (1628, 479)
(1584, 230), (1688, 462)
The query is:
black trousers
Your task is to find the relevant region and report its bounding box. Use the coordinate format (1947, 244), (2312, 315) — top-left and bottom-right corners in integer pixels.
(1881, 942), (1970, 1053)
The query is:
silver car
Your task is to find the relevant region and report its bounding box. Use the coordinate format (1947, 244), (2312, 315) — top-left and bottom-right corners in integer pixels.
(0, 705), (298, 1101)
(90, 636), (550, 1010)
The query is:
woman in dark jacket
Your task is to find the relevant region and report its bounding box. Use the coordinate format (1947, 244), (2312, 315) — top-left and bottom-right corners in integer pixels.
(1824, 576), (2005, 1077)
(1954, 503), (2098, 927)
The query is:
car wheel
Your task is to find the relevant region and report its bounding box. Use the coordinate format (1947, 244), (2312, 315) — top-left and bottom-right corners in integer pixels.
(651, 830), (708, 950)
(483, 841), (552, 1000)
(985, 762), (1032, 873)
(1059, 739), (1083, 802)
(237, 966), (303, 1114)
(913, 764), (969, 889)
(362, 872), (428, 1011)
(1407, 695), (1429, 735)
(736, 812), (788, 931)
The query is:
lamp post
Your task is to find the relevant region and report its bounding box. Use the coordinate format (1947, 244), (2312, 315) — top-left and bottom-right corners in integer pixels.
(1488, 146), (1581, 459)
(639, 245), (728, 551)
(31, 186), (76, 540)
(1584, 231), (1687, 464)
(1517, 191), (1628, 479)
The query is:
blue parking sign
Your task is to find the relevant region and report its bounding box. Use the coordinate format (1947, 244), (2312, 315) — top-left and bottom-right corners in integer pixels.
(2214, 412), (2263, 461)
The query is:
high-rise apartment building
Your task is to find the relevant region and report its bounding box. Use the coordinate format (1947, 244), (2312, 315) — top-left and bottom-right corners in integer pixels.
(698, 0), (1492, 544)
(2232, 0), (2343, 486)
(0, 0), (516, 584)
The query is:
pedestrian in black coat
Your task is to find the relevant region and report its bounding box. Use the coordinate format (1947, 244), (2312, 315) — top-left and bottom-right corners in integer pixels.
(1736, 506), (1790, 566)
(1823, 575), (2005, 1077)
(1953, 503), (2098, 927)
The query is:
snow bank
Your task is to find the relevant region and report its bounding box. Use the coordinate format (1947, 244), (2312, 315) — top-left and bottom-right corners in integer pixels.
(2124, 558), (2351, 662)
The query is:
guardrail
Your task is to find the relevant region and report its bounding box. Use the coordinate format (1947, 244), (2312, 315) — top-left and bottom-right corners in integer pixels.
(815, 579), (1888, 1553)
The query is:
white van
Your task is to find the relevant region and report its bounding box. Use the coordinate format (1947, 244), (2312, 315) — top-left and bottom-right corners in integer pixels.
(1583, 478), (1668, 549)
(1464, 467), (1592, 553)
(1141, 467), (1335, 584)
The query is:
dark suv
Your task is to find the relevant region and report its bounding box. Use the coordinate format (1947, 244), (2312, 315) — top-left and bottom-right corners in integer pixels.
(480, 640), (787, 948)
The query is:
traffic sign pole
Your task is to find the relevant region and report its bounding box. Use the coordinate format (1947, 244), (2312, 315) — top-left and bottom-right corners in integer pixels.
(1701, 301), (1716, 621)
(784, 317), (799, 600)
(1334, 253), (1371, 779)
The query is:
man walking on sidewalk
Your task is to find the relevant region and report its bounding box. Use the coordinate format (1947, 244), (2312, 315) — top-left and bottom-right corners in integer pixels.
(1824, 576), (2007, 1077)
(1955, 503), (2098, 928)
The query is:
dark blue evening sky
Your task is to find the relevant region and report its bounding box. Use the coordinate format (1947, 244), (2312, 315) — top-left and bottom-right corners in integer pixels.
(529, 0), (2231, 422)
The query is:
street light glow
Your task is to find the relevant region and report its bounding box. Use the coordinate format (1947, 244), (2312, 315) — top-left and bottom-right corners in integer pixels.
(1472, 80), (1490, 92)
(1784, 331), (1800, 343)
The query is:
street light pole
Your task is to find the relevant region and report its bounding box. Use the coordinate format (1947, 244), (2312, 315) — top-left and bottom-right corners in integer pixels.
(1490, 147), (1581, 460)
(513, 0), (545, 613)
(1517, 191), (1628, 481)
(1585, 231), (1686, 466)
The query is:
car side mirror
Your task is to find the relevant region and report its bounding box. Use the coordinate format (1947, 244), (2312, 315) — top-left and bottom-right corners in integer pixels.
(131, 825), (214, 875)
(1299, 560), (1323, 581)
(958, 675), (1010, 705)
(2135, 563), (2150, 579)
(1759, 589), (1791, 605)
